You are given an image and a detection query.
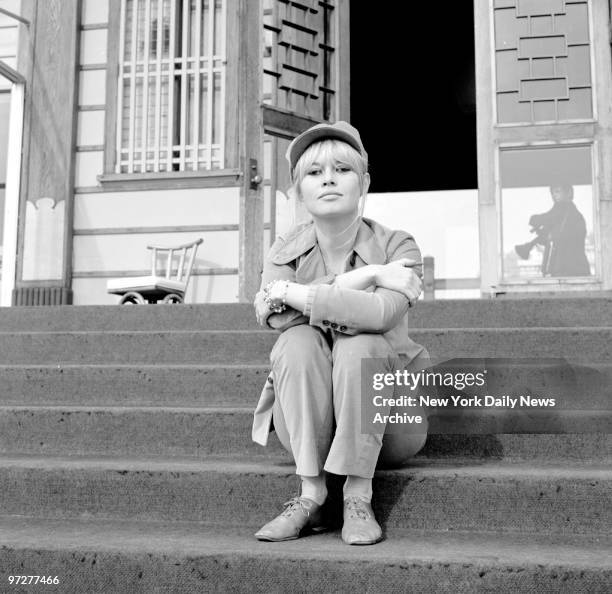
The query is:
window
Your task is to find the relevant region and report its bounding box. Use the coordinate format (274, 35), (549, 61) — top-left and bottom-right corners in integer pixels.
(262, 0), (338, 121)
(493, 0), (593, 124)
(0, 90), (9, 249)
(116, 0), (226, 174)
(500, 145), (595, 280)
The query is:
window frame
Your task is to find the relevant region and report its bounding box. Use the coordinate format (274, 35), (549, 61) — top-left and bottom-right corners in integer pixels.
(475, 0), (612, 294)
(101, 0), (241, 191)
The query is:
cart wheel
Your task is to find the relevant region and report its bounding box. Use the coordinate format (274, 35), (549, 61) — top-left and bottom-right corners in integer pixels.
(162, 293), (183, 304)
(119, 291), (145, 304)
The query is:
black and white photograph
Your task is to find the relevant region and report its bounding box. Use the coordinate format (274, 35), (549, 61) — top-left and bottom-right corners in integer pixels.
(0, 0), (610, 591)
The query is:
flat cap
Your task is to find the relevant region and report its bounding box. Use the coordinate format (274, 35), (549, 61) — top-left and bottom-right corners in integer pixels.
(286, 120), (367, 173)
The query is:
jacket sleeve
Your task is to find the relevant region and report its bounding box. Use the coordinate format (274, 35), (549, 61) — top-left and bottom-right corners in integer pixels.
(258, 236), (335, 332)
(305, 232), (421, 335)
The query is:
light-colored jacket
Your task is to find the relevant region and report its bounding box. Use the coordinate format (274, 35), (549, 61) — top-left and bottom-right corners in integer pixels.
(252, 217), (426, 445)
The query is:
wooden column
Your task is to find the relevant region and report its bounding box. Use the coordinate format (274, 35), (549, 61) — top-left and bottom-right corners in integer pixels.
(237, 0), (264, 302)
(593, 0), (612, 291)
(13, 0), (80, 305)
(474, 0), (497, 297)
(335, 0), (350, 122)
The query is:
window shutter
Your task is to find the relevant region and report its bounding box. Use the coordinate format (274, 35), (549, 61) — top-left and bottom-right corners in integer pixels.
(263, 0), (336, 122)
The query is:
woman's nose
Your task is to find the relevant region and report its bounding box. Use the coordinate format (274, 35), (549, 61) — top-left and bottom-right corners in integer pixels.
(322, 168), (337, 185)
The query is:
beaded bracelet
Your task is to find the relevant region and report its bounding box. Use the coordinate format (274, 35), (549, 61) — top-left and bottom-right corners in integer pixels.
(263, 280), (289, 313)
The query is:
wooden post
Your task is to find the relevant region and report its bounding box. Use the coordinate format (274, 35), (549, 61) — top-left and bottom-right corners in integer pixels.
(237, 0), (264, 302)
(13, 0), (80, 305)
(335, 0), (350, 121)
(474, 0), (497, 298)
(423, 255), (435, 301)
(593, 0), (612, 291)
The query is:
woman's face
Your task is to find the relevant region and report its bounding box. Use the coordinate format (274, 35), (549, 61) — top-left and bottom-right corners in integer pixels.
(298, 157), (363, 220)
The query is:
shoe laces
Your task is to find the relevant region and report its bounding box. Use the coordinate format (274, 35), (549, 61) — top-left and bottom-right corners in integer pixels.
(281, 497), (312, 517)
(344, 496), (371, 520)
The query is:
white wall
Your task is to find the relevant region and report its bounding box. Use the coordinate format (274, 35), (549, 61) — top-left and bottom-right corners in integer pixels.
(363, 190), (481, 299)
(73, 0), (240, 304)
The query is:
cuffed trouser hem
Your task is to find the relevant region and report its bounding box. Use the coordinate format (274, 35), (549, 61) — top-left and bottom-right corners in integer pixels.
(323, 432), (383, 479)
(290, 438), (329, 477)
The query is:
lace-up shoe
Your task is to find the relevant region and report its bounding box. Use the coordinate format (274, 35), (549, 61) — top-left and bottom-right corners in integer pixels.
(255, 497), (326, 541)
(341, 496), (382, 545)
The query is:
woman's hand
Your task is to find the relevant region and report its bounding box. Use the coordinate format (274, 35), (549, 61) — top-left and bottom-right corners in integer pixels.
(254, 290), (271, 326)
(374, 258), (423, 304)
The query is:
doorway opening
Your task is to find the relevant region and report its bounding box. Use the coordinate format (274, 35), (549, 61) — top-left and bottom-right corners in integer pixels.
(350, 2), (477, 193)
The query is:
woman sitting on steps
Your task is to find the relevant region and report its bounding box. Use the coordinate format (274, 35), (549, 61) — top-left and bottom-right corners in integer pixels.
(252, 121), (430, 545)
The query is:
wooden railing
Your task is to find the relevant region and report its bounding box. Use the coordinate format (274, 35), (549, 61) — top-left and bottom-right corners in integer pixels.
(422, 256), (480, 300)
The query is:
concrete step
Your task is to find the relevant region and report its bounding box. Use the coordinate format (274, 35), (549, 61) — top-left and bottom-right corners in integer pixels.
(0, 327), (610, 364)
(0, 330), (274, 365)
(0, 360), (609, 409)
(0, 364), (269, 406)
(1, 406), (610, 461)
(422, 433), (612, 462)
(1, 297), (611, 331)
(0, 455), (608, 536)
(0, 517), (610, 593)
(0, 304), (259, 332)
(410, 296), (612, 329)
(0, 406), (284, 458)
(459, 358), (612, 409)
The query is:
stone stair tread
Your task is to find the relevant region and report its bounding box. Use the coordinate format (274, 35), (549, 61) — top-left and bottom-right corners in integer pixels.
(1, 298), (610, 331)
(0, 328), (269, 334)
(3, 404), (609, 415)
(0, 404), (254, 413)
(0, 326), (610, 334)
(0, 453), (609, 476)
(2, 408), (610, 463)
(0, 515), (610, 569)
(0, 328), (609, 366)
(0, 363), (268, 369)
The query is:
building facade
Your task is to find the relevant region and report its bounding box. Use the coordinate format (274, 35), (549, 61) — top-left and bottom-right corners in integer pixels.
(0, 0), (611, 305)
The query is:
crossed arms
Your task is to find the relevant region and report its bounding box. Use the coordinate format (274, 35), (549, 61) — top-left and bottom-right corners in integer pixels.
(254, 234), (423, 335)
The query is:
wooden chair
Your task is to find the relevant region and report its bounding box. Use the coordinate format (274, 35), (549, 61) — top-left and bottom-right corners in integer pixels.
(107, 238), (203, 304)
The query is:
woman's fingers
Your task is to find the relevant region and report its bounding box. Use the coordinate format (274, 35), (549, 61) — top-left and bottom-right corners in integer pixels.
(383, 260), (422, 288)
(402, 285), (420, 301)
(392, 257), (420, 268)
(254, 291), (270, 325)
(401, 273), (423, 302)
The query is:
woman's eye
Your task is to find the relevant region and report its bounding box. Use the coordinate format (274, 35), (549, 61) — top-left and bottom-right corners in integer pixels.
(336, 165), (351, 172)
(307, 169), (321, 176)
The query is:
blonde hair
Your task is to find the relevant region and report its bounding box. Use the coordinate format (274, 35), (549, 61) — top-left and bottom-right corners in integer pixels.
(290, 139), (368, 199)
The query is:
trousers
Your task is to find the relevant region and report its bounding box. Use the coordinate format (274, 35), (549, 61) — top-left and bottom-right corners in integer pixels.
(270, 324), (429, 478)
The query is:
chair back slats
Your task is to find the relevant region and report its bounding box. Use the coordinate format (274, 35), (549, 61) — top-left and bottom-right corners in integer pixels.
(146, 238), (204, 288)
(109, 238), (204, 304)
(185, 242), (199, 287)
(177, 248), (186, 282)
(165, 249), (174, 279)
(151, 248), (158, 276)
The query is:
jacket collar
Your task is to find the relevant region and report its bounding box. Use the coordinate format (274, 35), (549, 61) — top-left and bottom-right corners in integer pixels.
(271, 217), (387, 266)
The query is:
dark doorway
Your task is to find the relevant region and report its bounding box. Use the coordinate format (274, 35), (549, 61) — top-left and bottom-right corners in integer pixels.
(350, 2), (477, 193)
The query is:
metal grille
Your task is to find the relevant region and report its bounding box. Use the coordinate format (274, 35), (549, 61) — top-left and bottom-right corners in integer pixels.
(493, 0), (593, 124)
(13, 287), (72, 306)
(263, 0), (336, 120)
(117, 0), (226, 173)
